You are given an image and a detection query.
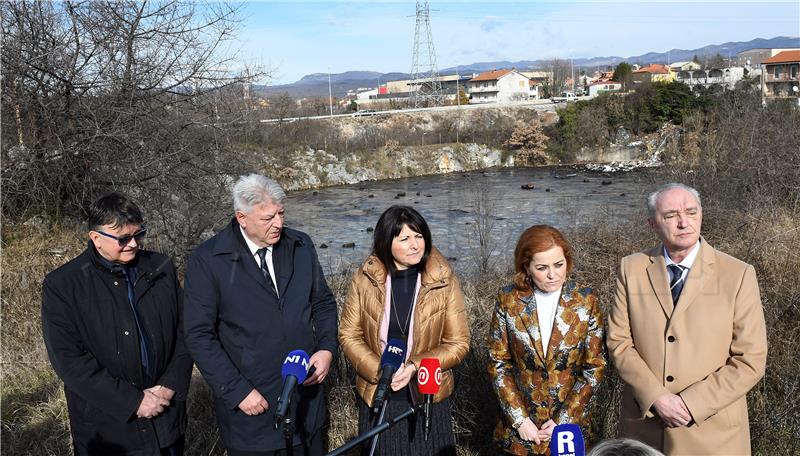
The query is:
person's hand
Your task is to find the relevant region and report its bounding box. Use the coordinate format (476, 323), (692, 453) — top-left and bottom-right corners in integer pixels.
(303, 350), (333, 385)
(390, 362), (417, 391)
(538, 419), (556, 441)
(145, 385), (175, 402)
(653, 393), (691, 427)
(516, 418), (541, 445)
(136, 390), (170, 418)
(238, 388), (269, 416)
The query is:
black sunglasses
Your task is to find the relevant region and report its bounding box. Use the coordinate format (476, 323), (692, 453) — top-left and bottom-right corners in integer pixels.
(95, 228), (147, 247)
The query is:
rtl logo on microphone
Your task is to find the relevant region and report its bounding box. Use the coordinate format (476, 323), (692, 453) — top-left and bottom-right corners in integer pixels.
(549, 424), (585, 456)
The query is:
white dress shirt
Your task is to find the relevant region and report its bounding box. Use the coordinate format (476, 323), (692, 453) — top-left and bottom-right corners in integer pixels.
(663, 240), (701, 282)
(240, 227), (279, 296)
(534, 287), (562, 357)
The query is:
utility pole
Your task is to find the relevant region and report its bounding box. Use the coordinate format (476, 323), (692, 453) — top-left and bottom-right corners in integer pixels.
(571, 58), (575, 95)
(410, 0), (443, 108)
(328, 69), (334, 117)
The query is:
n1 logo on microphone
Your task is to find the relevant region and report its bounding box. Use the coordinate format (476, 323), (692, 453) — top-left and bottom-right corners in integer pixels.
(548, 423), (585, 456)
(284, 353), (309, 370)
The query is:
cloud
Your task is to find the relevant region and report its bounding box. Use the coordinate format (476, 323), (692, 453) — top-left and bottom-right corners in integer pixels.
(480, 15), (505, 32)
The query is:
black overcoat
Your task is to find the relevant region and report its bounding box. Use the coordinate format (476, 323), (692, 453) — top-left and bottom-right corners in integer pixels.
(183, 220), (338, 452)
(41, 244), (192, 455)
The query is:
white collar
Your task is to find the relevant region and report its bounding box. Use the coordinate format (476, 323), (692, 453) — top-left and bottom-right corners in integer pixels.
(664, 240), (700, 269)
(240, 226), (271, 257)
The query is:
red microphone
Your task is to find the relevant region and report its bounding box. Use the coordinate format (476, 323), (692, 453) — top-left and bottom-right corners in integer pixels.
(417, 358), (441, 441)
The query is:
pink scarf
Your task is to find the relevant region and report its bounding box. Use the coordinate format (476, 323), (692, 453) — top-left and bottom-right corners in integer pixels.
(379, 273), (422, 360)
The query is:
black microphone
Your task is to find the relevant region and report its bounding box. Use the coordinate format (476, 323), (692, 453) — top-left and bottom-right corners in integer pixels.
(372, 339), (406, 413)
(274, 350), (310, 429)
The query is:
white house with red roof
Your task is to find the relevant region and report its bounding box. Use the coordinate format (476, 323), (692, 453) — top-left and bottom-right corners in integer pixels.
(587, 80), (623, 97)
(468, 69), (539, 104)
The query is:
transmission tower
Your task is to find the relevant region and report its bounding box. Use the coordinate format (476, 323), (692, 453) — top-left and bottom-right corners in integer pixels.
(410, 0), (443, 108)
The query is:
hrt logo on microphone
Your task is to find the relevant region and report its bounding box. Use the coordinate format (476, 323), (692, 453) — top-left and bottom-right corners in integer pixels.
(387, 345), (403, 355)
(548, 423), (585, 456)
(284, 354), (309, 370)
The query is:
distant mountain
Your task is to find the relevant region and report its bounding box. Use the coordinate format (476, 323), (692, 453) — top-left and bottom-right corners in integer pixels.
(257, 36), (799, 98)
(257, 71), (411, 98)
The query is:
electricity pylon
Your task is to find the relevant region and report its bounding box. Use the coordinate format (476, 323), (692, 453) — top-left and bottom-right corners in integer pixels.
(410, 0), (443, 108)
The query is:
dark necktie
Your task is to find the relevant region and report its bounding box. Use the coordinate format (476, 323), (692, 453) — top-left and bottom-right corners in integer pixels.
(256, 247), (276, 293)
(668, 264), (687, 304)
(122, 265), (152, 386)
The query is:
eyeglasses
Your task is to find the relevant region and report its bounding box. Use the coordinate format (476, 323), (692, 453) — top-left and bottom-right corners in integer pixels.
(94, 228), (147, 247)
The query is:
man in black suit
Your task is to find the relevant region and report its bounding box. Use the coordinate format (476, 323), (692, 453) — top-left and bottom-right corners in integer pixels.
(183, 174), (338, 455)
(42, 192), (191, 455)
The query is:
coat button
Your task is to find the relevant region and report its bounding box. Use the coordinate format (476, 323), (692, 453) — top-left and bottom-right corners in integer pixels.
(666, 375), (674, 382)
(668, 336), (676, 342)
(124, 331), (130, 336)
(114, 281), (119, 286)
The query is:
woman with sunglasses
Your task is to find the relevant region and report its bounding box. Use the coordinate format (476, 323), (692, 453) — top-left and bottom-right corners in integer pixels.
(41, 192), (192, 455)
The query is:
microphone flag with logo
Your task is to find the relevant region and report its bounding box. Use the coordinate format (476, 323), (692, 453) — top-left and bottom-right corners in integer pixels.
(549, 423), (585, 456)
(274, 350), (310, 428)
(372, 339), (406, 412)
(417, 358), (441, 441)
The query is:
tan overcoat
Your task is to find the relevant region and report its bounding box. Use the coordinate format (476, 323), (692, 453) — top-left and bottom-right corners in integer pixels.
(338, 247), (470, 407)
(607, 239), (767, 455)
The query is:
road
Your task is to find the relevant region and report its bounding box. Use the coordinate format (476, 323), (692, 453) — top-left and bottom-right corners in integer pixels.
(259, 99), (567, 123)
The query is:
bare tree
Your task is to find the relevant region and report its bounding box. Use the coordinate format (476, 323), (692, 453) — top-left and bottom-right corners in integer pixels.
(1, 0), (266, 259)
(539, 58), (572, 98)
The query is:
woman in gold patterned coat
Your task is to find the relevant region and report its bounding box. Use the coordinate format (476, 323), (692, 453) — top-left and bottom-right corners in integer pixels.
(488, 225), (607, 455)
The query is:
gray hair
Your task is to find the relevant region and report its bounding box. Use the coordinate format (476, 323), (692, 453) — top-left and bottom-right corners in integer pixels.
(646, 183), (701, 216)
(589, 438), (665, 456)
(232, 174), (286, 214)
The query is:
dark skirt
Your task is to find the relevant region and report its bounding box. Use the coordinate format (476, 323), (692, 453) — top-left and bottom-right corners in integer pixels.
(357, 397), (457, 456)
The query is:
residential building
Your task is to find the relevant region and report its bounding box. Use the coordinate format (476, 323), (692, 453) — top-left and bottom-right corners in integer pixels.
(675, 67), (750, 91)
(468, 69), (538, 103)
(631, 64), (675, 84)
(738, 48), (800, 67)
(761, 50), (800, 102)
(669, 61), (702, 72)
(587, 80), (623, 97)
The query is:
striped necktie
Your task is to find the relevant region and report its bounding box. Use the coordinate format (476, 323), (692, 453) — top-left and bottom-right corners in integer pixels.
(256, 247), (277, 293)
(668, 264), (687, 304)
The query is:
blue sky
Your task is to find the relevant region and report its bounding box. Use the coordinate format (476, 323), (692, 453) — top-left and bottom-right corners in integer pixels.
(228, 1), (800, 84)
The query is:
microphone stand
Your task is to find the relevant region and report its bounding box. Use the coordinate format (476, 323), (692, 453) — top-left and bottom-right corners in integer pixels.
(368, 399), (389, 456)
(325, 405), (422, 456)
(276, 394), (296, 456)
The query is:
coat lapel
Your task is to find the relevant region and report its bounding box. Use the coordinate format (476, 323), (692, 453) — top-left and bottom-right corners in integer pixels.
(272, 230), (299, 299)
(671, 239), (715, 320)
(517, 292), (547, 366)
(219, 219), (278, 297)
(545, 283), (578, 364)
(646, 247), (674, 318)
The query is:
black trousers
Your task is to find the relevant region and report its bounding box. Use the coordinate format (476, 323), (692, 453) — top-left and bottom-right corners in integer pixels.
(226, 431), (324, 456)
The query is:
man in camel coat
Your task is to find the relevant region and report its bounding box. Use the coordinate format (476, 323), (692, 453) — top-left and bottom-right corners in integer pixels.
(607, 183), (767, 455)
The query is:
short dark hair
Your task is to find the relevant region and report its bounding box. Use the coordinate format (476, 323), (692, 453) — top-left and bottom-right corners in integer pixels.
(372, 205), (432, 276)
(87, 192), (144, 231)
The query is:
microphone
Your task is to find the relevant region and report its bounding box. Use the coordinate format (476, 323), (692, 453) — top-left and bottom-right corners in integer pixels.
(274, 350), (310, 429)
(416, 358), (441, 441)
(549, 423), (585, 456)
(371, 339), (406, 413)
